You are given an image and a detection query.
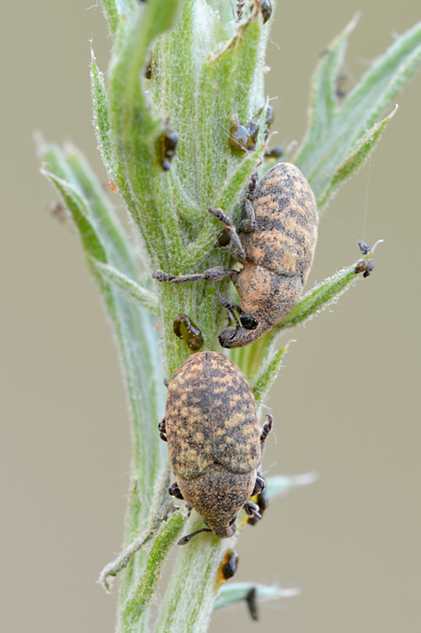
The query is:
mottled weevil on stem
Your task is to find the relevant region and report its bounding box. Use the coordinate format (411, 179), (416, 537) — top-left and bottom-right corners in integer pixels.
(153, 163), (318, 348)
(158, 352), (273, 544)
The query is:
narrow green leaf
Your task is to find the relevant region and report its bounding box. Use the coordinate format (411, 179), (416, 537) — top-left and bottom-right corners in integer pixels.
(295, 17), (421, 207)
(41, 170), (107, 263)
(91, 259), (159, 313)
(153, 513), (237, 633)
(101, 0), (137, 38)
(107, 0), (184, 267)
(275, 251), (378, 333)
(214, 582), (300, 611)
(265, 472), (318, 500)
(120, 511), (186, 626)
(39, 141), (167, 528)
(297, 14), (360, 157)
(90, 55), (114, 180)
(318, 106), (397, 207)
(252, 346), (288, 408)
(234, 245), (380, 379)
(99, 465), (175, 592)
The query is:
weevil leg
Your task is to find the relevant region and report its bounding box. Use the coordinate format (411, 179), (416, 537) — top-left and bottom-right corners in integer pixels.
(218, 295), (241, 331)
(163, 378), (169, 388)
(208, 207), (246, 261)
(247, 171), (258, 197)
(238, 199), (256, 233)
(153, 266), (237, 284)
(248, 473), (269, 526)
(251, 475), (266, 496)
(260, 414), (273, 445)
(243, 500), (262, 521)
(178, 527), (212, 546)
(168, 481), (184, 500)
(158, 417), (167, 442)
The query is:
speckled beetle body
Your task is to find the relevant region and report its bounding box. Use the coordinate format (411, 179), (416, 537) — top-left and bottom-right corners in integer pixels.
(153, 163), (318, 348)
(158, 352), (272, 544)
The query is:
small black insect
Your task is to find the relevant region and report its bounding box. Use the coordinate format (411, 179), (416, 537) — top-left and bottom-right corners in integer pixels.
(355, 240), (378, 278)
(220, 549), (239, 581)
(264, 145), (284, 161)
(160, 128), (179, 171)
(259, 0), (272, 24)
(173, 314), (204, 351)
(229, 116), (259, 153)
(246, 586), (259, 621)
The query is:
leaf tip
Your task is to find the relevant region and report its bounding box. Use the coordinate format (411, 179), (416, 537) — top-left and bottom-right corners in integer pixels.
(345, 11), (362, 35)
(387, 103), (399, 121)
(90, 40), (96, 64)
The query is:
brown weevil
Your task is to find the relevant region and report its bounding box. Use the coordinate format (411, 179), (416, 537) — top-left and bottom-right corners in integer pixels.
(153, 163), (318, 348)
(158, 352), (273, 544)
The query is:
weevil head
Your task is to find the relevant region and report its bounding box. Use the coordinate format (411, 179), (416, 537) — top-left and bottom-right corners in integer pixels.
(209, 516), (237, 539)
(218, 320), (271, 348)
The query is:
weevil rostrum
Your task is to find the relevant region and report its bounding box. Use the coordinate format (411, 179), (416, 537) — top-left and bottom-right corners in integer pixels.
(158, 352), (272, 544)
(153, 162), (318, 348)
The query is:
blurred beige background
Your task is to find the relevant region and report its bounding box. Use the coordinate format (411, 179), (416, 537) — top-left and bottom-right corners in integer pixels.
(1, 1), (420, 632)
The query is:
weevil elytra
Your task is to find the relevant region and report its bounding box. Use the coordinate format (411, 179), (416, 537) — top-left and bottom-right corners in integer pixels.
(158, 352), (273, 544)
(153, 163), (318, 348)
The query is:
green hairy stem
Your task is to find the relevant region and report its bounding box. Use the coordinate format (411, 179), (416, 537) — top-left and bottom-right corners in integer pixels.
(37, 1), (421, 631)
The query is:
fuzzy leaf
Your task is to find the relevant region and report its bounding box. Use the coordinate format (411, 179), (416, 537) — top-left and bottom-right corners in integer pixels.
(38, 141), (167, 525)
(233, 245), (379, 379)
(214, 582), (300, 611)
(91, 259), (159, 313)
(153, 512), (239, 633)
(317, 106), (398, 207)
(119, 510), (186, 625)
(276, 249), (379, 332)
(294, 16), (421, 208)
(101, 0), (138, 39)
(252, 346), (287, 408)
(90, 56), (114, 180)
(107, 0), (184, 267)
